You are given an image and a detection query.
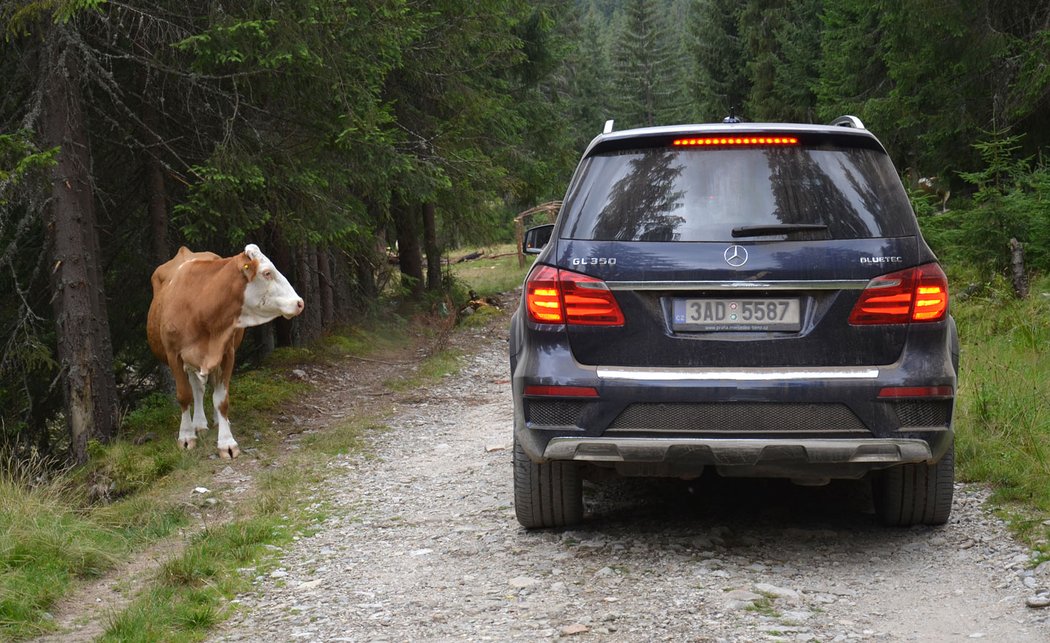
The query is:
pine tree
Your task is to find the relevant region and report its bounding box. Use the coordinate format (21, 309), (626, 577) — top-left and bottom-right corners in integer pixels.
(770, 0), (822, 122)
(611, 0), (687, 128)
(686, 0), (748, 121)
(562, 3), (615, 147)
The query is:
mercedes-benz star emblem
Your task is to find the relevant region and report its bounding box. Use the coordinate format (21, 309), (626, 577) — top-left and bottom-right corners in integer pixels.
(724, 245), (748, 267)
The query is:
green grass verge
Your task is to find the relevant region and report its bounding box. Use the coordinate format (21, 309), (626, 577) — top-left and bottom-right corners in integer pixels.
(384, 348), (462, 392)
(100, 517), (293, 642)
(0, 475), (121, 639)
(449, 243), (533, 298)
(951, 269), (1050, 553)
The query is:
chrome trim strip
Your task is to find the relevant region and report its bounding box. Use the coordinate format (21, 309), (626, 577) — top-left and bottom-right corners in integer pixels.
(605, 280), (869, 291)
(597, 366), (880, 382)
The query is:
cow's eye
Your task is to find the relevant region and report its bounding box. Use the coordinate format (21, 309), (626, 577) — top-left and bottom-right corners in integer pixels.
(263, 270), (274, 280)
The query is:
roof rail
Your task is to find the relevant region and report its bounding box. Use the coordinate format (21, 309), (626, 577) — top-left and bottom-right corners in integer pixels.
(829, 115), (865, 129)
(603, 119), (615, 134)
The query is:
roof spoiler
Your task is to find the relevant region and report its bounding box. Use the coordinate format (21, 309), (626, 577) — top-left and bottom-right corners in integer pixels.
(829, 115), (865, 129)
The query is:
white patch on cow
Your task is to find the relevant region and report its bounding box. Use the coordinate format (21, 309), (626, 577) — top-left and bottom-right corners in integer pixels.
(237, 244), (304, 328)
(212, 377), (238, 456)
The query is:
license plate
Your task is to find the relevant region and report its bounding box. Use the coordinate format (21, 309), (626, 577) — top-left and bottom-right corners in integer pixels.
(672, 298), (801, 331)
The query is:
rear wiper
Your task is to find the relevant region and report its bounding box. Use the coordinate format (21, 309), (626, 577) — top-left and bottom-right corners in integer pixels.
(731, 224), (829, 238)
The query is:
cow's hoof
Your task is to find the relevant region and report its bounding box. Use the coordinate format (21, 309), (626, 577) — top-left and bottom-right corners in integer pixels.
(219, 444), (240, 459)
(179, 437), (197, 450)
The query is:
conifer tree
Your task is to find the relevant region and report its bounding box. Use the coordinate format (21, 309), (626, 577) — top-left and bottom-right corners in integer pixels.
(611, 0), (687, 128)
(686, 0), (749, 121)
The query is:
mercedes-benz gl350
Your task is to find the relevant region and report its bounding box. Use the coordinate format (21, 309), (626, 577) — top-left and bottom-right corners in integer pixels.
(509, 116), (959, 529)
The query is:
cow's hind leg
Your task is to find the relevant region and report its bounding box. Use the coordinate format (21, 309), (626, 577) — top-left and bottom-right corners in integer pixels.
(185, 364), (210, 434)
(212, 354), (240, 459)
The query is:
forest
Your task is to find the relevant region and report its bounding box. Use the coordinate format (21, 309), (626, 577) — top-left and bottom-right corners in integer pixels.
(1, 0), (1049, 465)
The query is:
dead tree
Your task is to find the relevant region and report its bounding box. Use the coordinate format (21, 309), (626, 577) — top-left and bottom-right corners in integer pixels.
(1009, 238), (1029, 299)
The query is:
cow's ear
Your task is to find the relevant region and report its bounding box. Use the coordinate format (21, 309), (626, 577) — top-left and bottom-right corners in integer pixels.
(240, 255), (258, 280)
(244, 244), (262, 260)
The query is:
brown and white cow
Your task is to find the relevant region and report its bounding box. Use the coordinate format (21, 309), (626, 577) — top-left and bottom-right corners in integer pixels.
(147, 244), (304, 458)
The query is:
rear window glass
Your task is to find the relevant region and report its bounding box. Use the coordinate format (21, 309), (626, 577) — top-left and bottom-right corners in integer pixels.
(560, 145), (916, 241)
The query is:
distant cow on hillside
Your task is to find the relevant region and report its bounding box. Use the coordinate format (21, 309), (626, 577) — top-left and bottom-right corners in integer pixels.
(147, 244), (304, 458)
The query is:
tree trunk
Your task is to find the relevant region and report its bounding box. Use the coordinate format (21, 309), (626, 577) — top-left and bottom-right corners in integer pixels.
(1010, 238), (1029, 299)
(297, 244), (322, 343)
(422, 202), (442, 291)
(352, 200), (386, 308)
(353, 252), (377, 306)
(40, 25), (118, 464)
(330, 249), (353, 323)
(270, 231), (295, 347)
(146, 154), (168, 265)
(317, 247), (335, 329)
(392, 196), (424, 298)
(143, 105), (169, 266)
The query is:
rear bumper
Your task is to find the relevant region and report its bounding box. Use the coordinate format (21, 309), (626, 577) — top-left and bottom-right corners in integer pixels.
(542, 435), (948, 480)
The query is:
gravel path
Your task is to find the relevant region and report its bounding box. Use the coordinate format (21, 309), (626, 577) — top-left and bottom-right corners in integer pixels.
(210, 318), (1050, 642)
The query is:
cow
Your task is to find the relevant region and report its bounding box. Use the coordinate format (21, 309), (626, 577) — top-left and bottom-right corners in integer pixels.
(147, 244), (304, 458)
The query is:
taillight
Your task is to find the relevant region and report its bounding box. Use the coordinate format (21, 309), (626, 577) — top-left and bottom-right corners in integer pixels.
(525, 265), (563, 323)
(848, 263), (949, 325)
(525, 266), (624, 326)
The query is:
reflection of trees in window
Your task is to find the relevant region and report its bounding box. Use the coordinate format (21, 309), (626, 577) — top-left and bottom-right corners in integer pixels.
(837, 149), (891, 228)
(765, 147), (870, 238)
(592, 151), (685, 241)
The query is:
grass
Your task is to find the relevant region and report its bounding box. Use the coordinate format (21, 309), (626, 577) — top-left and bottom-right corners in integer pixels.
(448, 243), (534, 298)
(384, 348), (463, 392)
(101, 517), (291, 642)
(0, 474), (122, 639)
(950, 269), (1050, 553)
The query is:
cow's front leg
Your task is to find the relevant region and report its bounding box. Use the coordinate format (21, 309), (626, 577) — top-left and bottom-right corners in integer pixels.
(212, 376), (240, 459)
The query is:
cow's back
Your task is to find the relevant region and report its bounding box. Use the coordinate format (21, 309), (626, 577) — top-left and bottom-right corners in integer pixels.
(147, 247), (222, 361)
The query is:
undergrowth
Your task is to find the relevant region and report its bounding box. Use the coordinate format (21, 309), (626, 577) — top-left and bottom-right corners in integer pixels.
(951, 270), (1050, 555)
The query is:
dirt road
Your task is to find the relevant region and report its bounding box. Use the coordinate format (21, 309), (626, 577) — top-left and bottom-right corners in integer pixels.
(210, 311), (1050, 642)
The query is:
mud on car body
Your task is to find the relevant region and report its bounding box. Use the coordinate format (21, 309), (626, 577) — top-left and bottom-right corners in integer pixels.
(509, 116), (959, 529)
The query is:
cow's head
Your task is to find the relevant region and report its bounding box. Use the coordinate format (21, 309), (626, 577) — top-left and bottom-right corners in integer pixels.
(237, 244), (305, 327)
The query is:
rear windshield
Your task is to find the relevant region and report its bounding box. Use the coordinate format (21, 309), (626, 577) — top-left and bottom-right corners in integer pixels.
(560, 145), (916, 241)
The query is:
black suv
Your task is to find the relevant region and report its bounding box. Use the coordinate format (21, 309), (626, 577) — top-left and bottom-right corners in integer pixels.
(509, 116), (959, 529)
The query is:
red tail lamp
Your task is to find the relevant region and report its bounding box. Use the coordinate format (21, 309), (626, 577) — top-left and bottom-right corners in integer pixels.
(525, 266), (625, 326)
(849, 263), (949, 325)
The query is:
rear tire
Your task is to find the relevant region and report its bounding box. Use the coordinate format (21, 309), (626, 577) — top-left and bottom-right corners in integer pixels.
(873, 443), (954, 526)
(513, 435), (584, 529)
